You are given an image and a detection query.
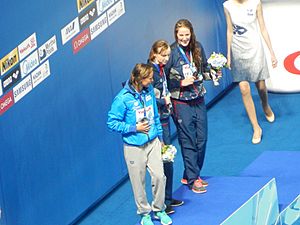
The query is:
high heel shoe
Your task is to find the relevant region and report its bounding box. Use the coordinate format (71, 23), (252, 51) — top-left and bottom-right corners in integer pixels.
(265, 111), (275, 123)
(252, 129), (262, 144)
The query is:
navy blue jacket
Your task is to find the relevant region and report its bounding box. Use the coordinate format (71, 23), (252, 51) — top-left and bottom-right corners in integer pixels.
(165, 42), (210, 101)
(150, 63), (171, 120)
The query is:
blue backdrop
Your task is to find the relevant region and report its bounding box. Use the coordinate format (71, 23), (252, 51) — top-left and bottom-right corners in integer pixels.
(0, 0), (231, 224)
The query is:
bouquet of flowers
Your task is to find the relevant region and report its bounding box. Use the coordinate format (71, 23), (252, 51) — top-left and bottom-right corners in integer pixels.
(207, 52), (228, 86)
(161, 144), (177, 162)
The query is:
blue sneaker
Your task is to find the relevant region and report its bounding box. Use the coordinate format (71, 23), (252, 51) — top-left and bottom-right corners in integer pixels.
(154, 211), (172, 225)
(140, 214), (154, 225)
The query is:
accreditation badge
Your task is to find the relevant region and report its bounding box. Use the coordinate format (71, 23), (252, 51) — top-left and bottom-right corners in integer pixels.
(182, 64), (193, 78)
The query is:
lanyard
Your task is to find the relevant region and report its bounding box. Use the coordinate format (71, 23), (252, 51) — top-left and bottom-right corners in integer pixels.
(153, 63), (161, 75)
(137, 93), (147, 117)
(153, 63), (169, 97)
(177, 45), (197, 73)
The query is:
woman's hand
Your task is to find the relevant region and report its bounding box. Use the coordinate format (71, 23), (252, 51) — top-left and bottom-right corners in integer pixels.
(271, 55), (278, 68)
(136, 121), (150, 134)
(226, 55), (231, 69)
(165, 95), (171, 105)
(181, 77), (195, 86)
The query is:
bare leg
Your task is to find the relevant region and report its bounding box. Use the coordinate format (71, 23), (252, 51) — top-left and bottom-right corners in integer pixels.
(239, 81), (262, 142)
(255, 80), (274, 117)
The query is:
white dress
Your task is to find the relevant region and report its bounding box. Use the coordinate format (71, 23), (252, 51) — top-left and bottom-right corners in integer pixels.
(223, 0), (270, 82)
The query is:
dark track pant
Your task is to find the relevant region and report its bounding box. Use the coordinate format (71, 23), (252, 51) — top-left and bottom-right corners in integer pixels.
(172, 98), (207, 188)
(161, 118), (173, 205)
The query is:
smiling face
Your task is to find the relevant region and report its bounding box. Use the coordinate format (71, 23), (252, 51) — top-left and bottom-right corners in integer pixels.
(154, 47), (171, 65)
(176, 27), (191, 47)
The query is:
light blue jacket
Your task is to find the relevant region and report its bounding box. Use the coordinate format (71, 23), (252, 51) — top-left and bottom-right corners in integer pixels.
(107, 80), (163, 146)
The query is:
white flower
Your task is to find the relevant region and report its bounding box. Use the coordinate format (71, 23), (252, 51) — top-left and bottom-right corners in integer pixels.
(207, 52), (227, 70)
(207, 52), (228, 86)
(161, 145), (177, 162)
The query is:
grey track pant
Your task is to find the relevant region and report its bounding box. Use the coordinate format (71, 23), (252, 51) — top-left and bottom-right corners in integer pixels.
(124, 138), (166, 215)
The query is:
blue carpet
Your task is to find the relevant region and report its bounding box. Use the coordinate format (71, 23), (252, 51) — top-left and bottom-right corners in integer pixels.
(77, 88), (300, 225)
(240, 151), (300, 210)
(135, 177), (272, 225)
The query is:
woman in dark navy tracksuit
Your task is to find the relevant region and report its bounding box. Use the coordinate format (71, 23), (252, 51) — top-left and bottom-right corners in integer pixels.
(148, 40), (184, 214)
(165, 19), (214, 194)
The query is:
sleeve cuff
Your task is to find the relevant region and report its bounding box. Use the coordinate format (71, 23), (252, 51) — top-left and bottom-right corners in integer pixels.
(158, 135), (163, 142)
(129, 125), (136, 133)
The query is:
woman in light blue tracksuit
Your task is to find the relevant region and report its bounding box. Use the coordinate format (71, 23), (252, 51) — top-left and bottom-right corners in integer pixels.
(107, 63), (172, 225)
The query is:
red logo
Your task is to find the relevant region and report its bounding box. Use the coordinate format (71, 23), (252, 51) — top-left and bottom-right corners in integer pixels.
(0, 91), (14, 115)
(72, 28), (91, 54)
(284, 51), (300, 75)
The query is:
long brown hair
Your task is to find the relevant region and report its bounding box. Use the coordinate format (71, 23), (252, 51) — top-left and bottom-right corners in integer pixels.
(129, 63), (153, 90)
(148, 40), (170, 62)
(174, 19), (202, 69)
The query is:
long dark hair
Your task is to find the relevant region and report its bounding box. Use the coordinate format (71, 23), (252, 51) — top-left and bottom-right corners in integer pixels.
(174, 19), (202, 70)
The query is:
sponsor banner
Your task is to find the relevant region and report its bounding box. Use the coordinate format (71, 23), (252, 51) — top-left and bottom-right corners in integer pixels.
(61, 17), (80, 45)
(96, 0), (114, 16)
(263, 1), (300, 92)
(2, 65), (21, 93)
(0, 90), (14, 115)
(0, 79), (2, 96)
(32, 60), (51, 88)
(38, 35), (57, 63)
(1, 48), (19, 76)
(20, 50), (39, 78)
(18, 33), (38, 61)
(77, 0), (95, 13)
(79, 2), (97, 30)
(284, 51), (300, 75)
(90, 13), (108, 40)
(107, 0), (125, 26)
(13, 75), (32, 103)
(72, 28), (91, 54)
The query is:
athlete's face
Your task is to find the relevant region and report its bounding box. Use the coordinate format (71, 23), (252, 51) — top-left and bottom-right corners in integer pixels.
(176, 27), (191, 47)
(154, 47), (171, 65)
(141, 72), (154, 88)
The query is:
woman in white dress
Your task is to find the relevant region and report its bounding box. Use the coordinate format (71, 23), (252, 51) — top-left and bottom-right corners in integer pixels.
(223, 0), (278, 144)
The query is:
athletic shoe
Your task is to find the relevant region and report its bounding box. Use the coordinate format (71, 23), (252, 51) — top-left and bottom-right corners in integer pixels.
(165, 205), (175, 214)
(140, 214), (154, 225)
(191, 179), (207, 194)
(181, 177), (208, 187)
(170, 199), (184, 207)
(197, 177), (209, 187)
(154, 211), (172, 225)
(180, 178), (188, 185)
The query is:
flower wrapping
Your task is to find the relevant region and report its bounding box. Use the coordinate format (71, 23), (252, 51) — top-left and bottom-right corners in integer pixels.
(207, 52), (228, 86)
(161, 145), (177, 162)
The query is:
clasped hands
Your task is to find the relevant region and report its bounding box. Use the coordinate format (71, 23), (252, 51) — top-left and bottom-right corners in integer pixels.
(181, 70), (222, 87)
